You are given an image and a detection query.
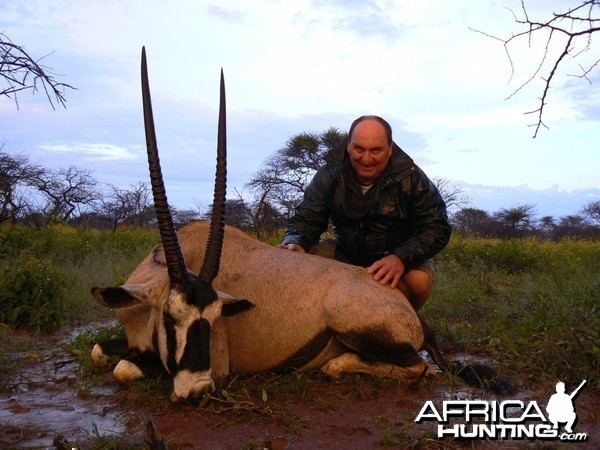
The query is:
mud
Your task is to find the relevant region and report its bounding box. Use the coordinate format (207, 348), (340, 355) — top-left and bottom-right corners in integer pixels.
(0, 324), (597, 449)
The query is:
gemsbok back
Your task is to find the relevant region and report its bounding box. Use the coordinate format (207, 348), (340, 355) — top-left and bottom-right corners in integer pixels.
(91, 47), (513, 403)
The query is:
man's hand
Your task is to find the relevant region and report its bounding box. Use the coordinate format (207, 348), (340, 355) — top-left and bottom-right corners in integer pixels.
(277, 243), (306, 253)
(367, 254), (405, 289)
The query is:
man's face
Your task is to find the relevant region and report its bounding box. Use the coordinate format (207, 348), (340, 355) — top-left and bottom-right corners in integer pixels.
(347, 119), (393, 185)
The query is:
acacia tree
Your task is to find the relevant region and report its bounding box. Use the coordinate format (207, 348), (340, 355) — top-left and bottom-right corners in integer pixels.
(432, 177), (471, 213)
(223, 198), (255, 231)
(555, 214), (591, 238)
(30, 166), (100, 224)
(125, 182), (152, 227)
(227, 189), (285, 236)
(451, 207), (493, 236)
(538, 215), (556, 237)
(170, 207), (201, 228)
(495, 204), (537, 238)
(580, 199), (600, 224)
(246, 127), (347, 230)
(473, 1), (600, 136)
(1, 32), (74, 109)
(1, 33), (78, 226)
(0, 149), (43, 224)
(102, 182), (152, 230)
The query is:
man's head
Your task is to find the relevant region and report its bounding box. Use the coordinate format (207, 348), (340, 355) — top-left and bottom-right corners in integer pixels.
(347, 115), (393, 185)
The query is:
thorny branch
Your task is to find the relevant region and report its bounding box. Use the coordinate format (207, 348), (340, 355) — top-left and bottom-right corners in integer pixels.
(0, 32), (75, 110)
(471, 0), (600, 137)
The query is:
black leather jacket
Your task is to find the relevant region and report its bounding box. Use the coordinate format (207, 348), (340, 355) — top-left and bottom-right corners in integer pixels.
(282, 142), (452, 269)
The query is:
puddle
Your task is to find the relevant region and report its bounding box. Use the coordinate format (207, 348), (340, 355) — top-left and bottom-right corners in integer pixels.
(0, 323), (141, 448)
(1, 326), (597, 449)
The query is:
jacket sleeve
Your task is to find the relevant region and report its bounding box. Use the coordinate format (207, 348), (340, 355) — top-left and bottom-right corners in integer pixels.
(390, 169), (452, 268)
(281, 167), (333, 251)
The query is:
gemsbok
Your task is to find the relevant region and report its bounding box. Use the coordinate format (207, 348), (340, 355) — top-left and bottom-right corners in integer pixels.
(91, 47), (513, 403)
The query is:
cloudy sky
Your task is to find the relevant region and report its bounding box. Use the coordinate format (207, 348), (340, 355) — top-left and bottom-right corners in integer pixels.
(1, 0), (598, 218)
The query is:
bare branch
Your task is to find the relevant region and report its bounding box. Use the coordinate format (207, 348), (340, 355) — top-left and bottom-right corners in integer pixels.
(1, 32), (76, 110)
(471, 0), (600, 137)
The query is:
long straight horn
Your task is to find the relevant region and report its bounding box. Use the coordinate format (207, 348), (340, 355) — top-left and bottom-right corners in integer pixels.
(141, 47), (188, 287)
(198, 69), (227, 285)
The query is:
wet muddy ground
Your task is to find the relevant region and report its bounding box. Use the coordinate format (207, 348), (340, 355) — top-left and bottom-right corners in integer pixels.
(1, 323), (597, 449)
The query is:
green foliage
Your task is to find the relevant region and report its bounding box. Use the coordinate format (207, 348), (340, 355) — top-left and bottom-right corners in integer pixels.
(0, 253), (67, 333)
(1, 223), (598, 390)
(69, 323), (125, 362)
(0, 224), (158, 264)
(0, 224), (158, 331)
(429, 235), (600, 388)
(441, 236), (544, 274)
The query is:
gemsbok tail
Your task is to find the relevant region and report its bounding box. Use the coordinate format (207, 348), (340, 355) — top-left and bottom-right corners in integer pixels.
(418, 314), (515, 394)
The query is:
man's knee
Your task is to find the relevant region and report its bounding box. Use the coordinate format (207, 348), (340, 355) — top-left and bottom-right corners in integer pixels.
(404, 269), (433, 295)
(398, 268), (434, 310)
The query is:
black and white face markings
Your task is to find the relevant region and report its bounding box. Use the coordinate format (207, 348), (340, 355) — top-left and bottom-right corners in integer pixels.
(158, 278), (223, 401)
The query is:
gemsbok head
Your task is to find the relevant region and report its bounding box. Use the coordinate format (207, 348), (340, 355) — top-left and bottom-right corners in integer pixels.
(91, 48), (253, 402)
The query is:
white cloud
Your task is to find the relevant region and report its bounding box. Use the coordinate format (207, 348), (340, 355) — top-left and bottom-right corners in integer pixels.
(206, 4), (247, 23)
(41, 143), (138, 161)
(1, 0), (598, 218)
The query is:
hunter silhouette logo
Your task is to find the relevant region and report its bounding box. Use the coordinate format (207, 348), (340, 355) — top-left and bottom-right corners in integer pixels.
(546, 380), (586, 434)
(415, 380), (588, 442)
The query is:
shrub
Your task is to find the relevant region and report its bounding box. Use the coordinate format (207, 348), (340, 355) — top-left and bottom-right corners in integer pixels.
(431, 236), (600, 388)
(441, 236), (545, 274)
(0, 253), (68, 333)
(0, 224), (159, 324)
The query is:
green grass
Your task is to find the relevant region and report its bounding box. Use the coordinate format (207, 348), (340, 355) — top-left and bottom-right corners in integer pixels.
(1, 225), (598, 391)
(0, 224), (159, 330)
(427, 235), (599, 389)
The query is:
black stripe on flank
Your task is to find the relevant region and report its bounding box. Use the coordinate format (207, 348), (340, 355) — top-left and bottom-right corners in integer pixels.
(97, 338), (129, 358)
(152, 328), (160, 357)
(336, 326), (422, 367)
(123, 350), (167, 379)
(268, 329), (332, 374)
(179, 318), (211, 373)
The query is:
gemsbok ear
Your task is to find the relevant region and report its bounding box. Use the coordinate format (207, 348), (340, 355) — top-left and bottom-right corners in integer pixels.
(91, 286), (141, 309)
(91, 282), (167, 309)
(219, 294), (255, 317)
